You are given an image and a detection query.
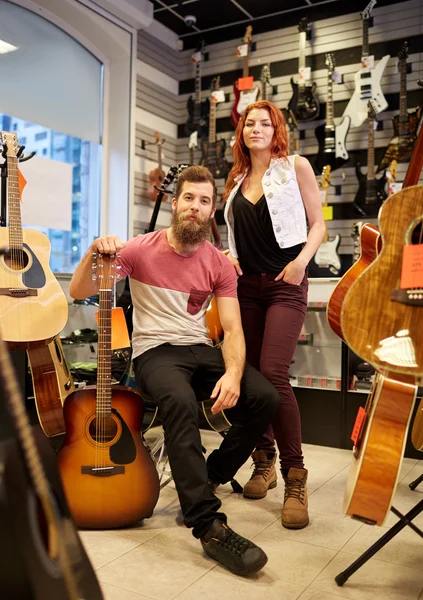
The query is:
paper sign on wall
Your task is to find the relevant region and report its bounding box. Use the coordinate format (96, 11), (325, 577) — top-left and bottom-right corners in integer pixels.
(361, 55), (374, 69)
(237, 76), (254, 90)
(191, 51), (203, 63)
(237, 43), (248, 57)
(211, 89), (225, 103)
(322, 206), (333, 221)
(298, 66), (311, 82)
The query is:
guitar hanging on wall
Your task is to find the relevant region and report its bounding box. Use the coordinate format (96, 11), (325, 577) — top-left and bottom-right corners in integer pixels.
(288, 18), (319, 123)
(230, 26), (261, 128)
(185, 42), (209, 141)
(379, 41), (423, 171)
(147, 132), (167, 203)
(201, 77), (230, 179)
(353, 102), (387, 217)
(308, 165), (342, 277)
(0, 131), (68, 343)
(314, 53), (350, 173)
(342, 0), (389, 129)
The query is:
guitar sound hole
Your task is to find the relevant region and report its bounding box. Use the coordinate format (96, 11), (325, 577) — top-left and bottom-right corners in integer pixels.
(411, 221), (423, 245)
(89, 417), (118, 443)
(4, 248), (28, 271)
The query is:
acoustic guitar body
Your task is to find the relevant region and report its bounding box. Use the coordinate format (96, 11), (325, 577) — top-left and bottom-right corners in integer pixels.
(0, 427), (103, 600)
(411, 398), (423, 451)
(0, 228), (68, 343)
(57, 385), (160, 529)
(327, 223), (381, 340)
(341, 185), (423, 376)
(344, 374), (417, 525)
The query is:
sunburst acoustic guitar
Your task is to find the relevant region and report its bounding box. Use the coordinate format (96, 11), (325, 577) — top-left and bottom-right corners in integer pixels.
(0, 131), (68, 343)
(57, 253), (160, 529)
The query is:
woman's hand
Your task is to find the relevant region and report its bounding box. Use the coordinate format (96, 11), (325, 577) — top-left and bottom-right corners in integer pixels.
(275, 257), (307, 285)
(223, 251), (243, 276)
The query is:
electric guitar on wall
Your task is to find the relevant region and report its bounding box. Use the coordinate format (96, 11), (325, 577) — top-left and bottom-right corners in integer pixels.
(343, 0), (390, 128)
(260, 64), (272, 101)
(201, 77), (230, 179)
(0, 132), (68, 343)
(57, 253), (160, 529)
(314, 53), (350, 173)
(379, 41), (423, 171)
(288, 18), (319, 122)
(309, 165), (342, 277)
(230, 26), (261, 128)
(185, 42), (210, 141)
(353, 102), (387, 217)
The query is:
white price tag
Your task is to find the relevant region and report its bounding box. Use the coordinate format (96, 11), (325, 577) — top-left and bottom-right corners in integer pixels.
(332, 70), (343, 84)
(389, 182), (403, 195)
(191, 51), (203, 64)
(237, 43), (248, 57)
(211, 89), (225, 103)
(361, 55), (374, 69)
(298, 66), (311, 82)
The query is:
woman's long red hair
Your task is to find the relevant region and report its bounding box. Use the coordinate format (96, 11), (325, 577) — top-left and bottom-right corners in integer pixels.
(222, 100), (288, 202)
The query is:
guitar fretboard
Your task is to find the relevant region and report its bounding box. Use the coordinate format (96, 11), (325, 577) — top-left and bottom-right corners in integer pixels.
(326, 71), (334, 127)
(298, 31), (306, 88)
(7, 156), (23, 250)
(399, 59), (408, 136)
(362, 19), (370, 58)
(209, 99), (216, 144)
(97, 287), (113, 416)
(367, 116), (375, 180)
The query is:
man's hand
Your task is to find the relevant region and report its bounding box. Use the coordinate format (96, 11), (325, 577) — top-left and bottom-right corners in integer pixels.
(92, 235), (126, 255)
(210, 371), (241, 414)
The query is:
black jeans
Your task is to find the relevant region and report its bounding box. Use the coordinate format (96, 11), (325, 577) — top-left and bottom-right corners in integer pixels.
(133, 343), (279, 538)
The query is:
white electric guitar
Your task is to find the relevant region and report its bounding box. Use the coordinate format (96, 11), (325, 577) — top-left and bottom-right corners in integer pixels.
(312, 166), (342, 276)
(343, 0), (389, 129)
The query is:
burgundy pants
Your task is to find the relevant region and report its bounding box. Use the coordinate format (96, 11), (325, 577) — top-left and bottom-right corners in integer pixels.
(238, 272), (308, 470)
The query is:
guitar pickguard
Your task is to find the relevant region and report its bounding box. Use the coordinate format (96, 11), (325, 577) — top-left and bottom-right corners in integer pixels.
(109, 407), (137, 465)
(22, 244), (47, 289)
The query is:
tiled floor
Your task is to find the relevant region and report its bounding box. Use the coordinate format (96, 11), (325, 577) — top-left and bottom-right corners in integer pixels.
(80, 428), (423, 600)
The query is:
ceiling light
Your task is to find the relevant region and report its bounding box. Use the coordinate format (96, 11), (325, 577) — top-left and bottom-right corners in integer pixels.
(0, 40), (18, 55)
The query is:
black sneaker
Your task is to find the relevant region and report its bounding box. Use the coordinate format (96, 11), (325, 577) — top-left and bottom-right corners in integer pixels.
(201, 519), (268, 575)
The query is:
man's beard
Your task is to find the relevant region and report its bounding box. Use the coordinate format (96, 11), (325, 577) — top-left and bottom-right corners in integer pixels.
(171, 210), (212, 246)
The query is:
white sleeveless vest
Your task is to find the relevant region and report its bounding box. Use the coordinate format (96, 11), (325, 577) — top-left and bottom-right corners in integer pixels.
(224, 155), (308, 258)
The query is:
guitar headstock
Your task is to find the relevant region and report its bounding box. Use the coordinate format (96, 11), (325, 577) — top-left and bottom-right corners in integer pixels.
(260, 64), (271, 85)
(154, 131), (164, 146)
(325, 52), (335, 73)
(361, 0), (377, 20)
(92, 252), (122, 290)
(321, 165), (332, 190)
(211, 76), (221, 92)
(397, 40), (410, 62)
(298, 17), (309, 34)
(243, 25), (253, 45)
(1, 131), (19, 157)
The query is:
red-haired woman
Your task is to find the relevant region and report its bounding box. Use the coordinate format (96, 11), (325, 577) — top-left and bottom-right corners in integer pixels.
(223, 101), (325, 529)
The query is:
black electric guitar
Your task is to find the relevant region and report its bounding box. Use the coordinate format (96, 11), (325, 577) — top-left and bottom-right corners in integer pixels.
(0, 313), (103, 598)
(314, 53), (350, 173)
(288, 18), (319, 122)
(379, 41), (423, 171)
(354, 102), (387, 217)
(201, 77), (230, 179)
(185, 42), (209, 141)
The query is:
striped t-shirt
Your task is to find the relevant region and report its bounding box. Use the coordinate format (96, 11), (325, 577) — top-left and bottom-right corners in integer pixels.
(118, 229), (237, 358)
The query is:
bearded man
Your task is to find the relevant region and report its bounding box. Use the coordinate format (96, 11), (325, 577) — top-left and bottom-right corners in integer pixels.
(69, 165), (279, 575)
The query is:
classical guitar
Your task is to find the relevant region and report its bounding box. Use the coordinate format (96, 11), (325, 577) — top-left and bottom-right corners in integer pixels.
(287, 18), (319, 123)
(314, 53), (350, 173)
(57, 253), (160, 529)
(0, 311), (103, 599)
(309, 166), (342, 277)
(230, 26), (261, 128)
(185, 42), (209, 140)
(26, 335), (75, 438)
(379, 41), (423, 171)
(0, 131), (68, 343)
(201, 77), (230, 179)
(147, 132), (167, 203)
(353, 102), (387, 217)
(343, 0), (389, 129)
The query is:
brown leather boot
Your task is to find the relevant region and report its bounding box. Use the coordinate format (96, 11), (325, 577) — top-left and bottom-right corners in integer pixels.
(243, 450), (277, 499)
(282, 468), (309, 529)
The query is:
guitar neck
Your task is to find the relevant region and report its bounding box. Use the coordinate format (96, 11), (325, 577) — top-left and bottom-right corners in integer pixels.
(97, 288), (113, 416)
(298, 32), (306, 87)
(242, 51), (249, 78)
(398, 59), (408, 136)
(326, 72), (334, 127)
(6, 155), (23, 249)
(158, 142), (162, 175)
(367, 117), (375, 180)
(195, 62), (201, 104)
(362, 19), (370, 58)
(209, 100), (216, 144)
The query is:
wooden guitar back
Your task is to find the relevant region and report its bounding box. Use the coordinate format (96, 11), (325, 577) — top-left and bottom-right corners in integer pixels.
(341, 185), (423, 376)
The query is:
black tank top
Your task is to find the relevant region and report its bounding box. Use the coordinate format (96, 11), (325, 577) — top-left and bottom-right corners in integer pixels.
(233, 188), (303, 274)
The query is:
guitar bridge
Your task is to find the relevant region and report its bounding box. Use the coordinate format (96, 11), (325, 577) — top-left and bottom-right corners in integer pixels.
(81, 465), (125, 477)
(391, 289), (423, 306)
(0, 288), (38, 297)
